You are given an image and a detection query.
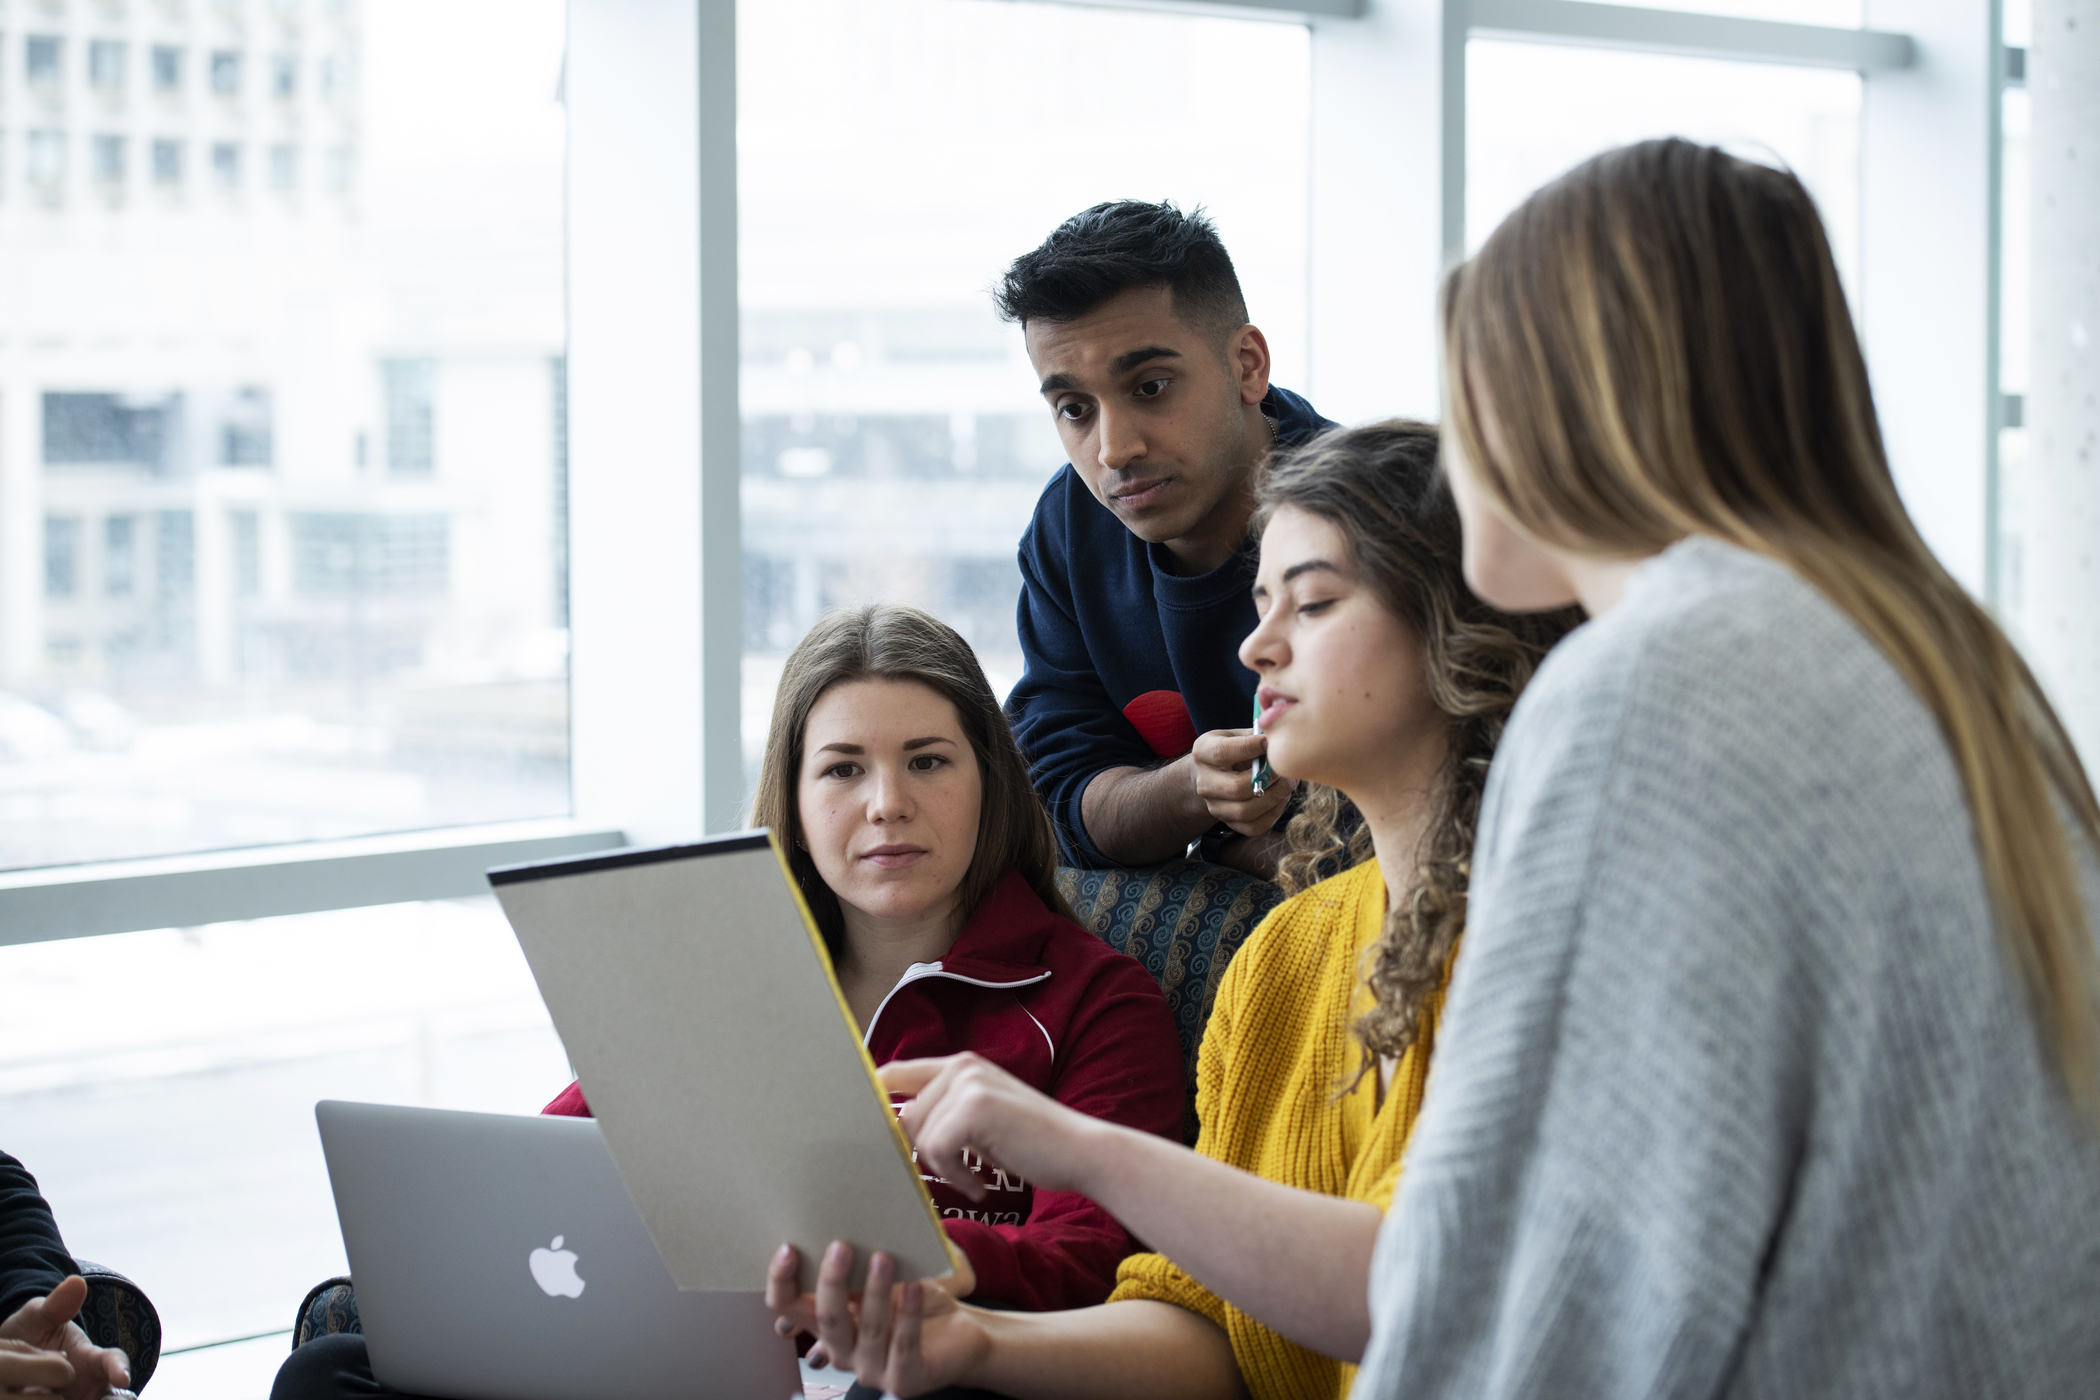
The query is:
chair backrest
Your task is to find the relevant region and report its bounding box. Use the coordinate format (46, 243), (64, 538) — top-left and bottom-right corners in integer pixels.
(1055, 860), (1286, 1141)
(72, 1260), (161, 1391)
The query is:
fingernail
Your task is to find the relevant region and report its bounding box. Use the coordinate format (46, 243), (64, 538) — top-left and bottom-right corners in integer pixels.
(826, 1240), (847, 1261)
(774, 1243), (792, 1261)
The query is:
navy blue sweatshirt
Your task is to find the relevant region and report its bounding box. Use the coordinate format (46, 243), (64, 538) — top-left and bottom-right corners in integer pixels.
(0, 1152), (77, 1324)
(1008, 385), (1336, 867)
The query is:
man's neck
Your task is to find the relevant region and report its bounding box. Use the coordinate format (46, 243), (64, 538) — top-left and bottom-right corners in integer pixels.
(1157, 491), (1256, 577)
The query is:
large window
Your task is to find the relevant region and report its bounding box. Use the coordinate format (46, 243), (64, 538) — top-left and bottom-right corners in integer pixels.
(1468, 41), (1861, 291)
(0, 896), (568, 1397)
(736, 0), (1310, 795)
(0, 3), (2045, 1395)
(3, 0), (569, 871)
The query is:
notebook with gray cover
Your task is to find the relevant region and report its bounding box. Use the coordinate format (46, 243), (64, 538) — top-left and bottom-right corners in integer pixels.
(315, 1100), (801, 1400)
(487, 830), (955, 1292)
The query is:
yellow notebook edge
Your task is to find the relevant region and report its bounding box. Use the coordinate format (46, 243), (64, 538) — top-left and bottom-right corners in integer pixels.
(764, 827), (961, 1280)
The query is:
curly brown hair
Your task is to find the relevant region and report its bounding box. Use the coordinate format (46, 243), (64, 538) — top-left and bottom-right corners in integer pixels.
(1257, 420), (1580, 1071)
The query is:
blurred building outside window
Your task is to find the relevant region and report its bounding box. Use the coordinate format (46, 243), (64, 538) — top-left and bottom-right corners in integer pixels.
(233, 511), (264, 599)
(152, 44), (182, 93)
(89, 39), (127, 93)
(0, 0), (570, 877)
(27, 129), (65, 191)
(152, 137), (183, 186)
(221, 389), (275, 466)
(383, 359), (436, 475)
(106, 516), (137, 598)
(44, 520), (81, 600)
(4, 10), (575, 1376)
(27, 36), (62, 87)
(92, 134), (125, 187)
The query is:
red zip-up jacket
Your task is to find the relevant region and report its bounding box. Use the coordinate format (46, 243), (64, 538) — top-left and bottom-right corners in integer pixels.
(542, 866), (1185, 1311)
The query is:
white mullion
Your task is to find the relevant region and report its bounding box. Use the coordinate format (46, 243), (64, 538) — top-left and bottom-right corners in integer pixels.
(567, 0), (734, 846)
(0, 819), (626, 946)
(696, 0), (744, 835)
(1469, 0), (1916, 70)
(1861, 0), (1999, 597)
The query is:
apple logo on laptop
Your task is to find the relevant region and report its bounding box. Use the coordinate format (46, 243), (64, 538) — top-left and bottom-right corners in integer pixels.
(528, 1235), (586, 1298)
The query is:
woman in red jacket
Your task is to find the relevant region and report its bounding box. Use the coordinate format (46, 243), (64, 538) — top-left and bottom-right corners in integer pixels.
(543, 603), (1185, 1313)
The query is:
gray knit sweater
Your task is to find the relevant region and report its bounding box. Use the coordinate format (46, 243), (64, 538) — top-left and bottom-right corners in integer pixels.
(1353, 538), (2100, 1400)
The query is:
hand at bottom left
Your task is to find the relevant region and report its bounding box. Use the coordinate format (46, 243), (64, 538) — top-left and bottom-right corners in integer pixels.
(0, 1276), (133, 1400)
(767, 1241), (989, 1399)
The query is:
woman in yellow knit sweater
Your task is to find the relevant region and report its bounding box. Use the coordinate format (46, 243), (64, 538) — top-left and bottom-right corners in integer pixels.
(768, 421), (1577, 1400)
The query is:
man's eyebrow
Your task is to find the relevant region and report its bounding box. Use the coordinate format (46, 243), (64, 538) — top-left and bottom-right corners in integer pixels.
(1038, 347), (1185, 396)
(1108, 345), (1182, 376)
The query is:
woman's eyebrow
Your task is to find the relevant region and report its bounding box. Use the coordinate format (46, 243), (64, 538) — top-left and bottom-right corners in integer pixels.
(1281, 559), (1342, 583)
(813, 741), (863, 755)
(901, 736), (958, 751)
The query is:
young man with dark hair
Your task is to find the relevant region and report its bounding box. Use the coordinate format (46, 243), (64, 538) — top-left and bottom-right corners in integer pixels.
(998, 200), (1334, 875)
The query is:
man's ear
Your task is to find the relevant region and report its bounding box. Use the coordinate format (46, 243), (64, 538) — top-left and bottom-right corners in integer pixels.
(1229, 323), (1272, 405)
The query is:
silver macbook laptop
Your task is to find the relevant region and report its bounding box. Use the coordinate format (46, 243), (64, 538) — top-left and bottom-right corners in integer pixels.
(316, 1100), (803, 1400)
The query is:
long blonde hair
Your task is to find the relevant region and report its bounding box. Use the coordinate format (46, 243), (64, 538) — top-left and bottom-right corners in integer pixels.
(751, 604), (1076, 952)
(1443, 138), (2100, 1103)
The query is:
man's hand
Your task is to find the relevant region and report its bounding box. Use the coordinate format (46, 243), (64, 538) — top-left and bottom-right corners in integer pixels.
(1081, 727), (1297, 867)
(1191, 729), (1295, 838)
(2, 1339), (77, 1397)
(0, 1276), (132, 1400)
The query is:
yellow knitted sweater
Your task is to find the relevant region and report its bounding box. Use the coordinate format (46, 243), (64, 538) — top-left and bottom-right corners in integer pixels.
(1108, 858), (1447, 1400)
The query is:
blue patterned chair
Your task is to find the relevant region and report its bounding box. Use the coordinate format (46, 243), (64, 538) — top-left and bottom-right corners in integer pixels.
(291, 1274), (359, 1348)
(1055, 860), (1285, 1142)
(72, 1260), (161, 1392)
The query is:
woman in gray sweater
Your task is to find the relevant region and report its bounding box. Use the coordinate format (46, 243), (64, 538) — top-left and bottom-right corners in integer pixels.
(1354, 139), (2100, 1399)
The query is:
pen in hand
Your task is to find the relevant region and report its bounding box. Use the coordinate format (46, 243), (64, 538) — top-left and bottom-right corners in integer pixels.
(1251, 694), (1274, 797)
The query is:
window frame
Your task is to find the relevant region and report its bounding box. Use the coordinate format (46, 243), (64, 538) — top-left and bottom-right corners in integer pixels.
(0, 0), (2004, 947)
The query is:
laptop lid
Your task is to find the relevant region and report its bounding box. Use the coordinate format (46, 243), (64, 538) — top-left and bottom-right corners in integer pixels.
(487, 831), (953, 1292)
(316, 1100), (801, 1400)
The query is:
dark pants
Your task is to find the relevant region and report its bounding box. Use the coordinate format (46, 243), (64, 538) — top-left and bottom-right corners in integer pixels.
(271, 1334), (425, 1400)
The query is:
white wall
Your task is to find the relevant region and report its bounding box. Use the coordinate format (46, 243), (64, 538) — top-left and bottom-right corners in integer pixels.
(2025, 0), (2100, 763)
